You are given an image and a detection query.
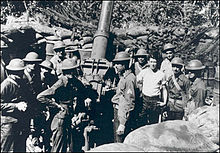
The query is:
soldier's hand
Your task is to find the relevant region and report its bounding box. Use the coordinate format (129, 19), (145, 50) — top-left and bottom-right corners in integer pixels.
(157, 101), (166, 107)
(116, 124), (125, 135)
(16, 102), (27, 112)
(84, 98), (92, 107)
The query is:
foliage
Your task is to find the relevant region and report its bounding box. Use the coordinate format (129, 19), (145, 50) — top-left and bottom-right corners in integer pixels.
(1, 1), (219, 28)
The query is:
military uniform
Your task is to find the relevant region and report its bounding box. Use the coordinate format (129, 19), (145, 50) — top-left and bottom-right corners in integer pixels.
(185, 78), (207, 116)
(112, 69), (137, 142)
(37, 75), (87, 152)
(1, 76), (33, 152)
(167, 74), (191, 120)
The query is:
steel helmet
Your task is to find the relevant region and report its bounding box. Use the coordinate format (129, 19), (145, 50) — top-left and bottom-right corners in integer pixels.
(6, 58), (26, 71)
(61, 58), (79, 70)
(112, 52), (131, 62)
(163, 43), (175, 52)
(134, 48), (149, 57)
(39, 60), (53, 70)
(185, 59), (205, 70)
(23, 52), (42, 62)
(171, 57), (184, 66)
(53, 41), (65, 51)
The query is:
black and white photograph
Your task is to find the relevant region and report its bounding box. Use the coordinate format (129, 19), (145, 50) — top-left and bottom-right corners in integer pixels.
(0, 1), (219, 152)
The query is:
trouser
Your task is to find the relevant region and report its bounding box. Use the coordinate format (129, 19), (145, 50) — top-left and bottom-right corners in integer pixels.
(167, 111), (184, 120)
(69, 128), (84, 152)
(1, 122), (28, 152)
(167, 98), (184, 120)
(113, 107), (135, 143)
(138, 95), (160, 127)
(113, 108), (123, 143)
(50, 117), (71, 152)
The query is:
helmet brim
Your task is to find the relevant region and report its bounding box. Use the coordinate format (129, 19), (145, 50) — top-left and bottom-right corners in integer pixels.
(6, 65), (26, 71)
(185, 66), (206, 70)
(23, 59), (42, 62)
(61, 64), (79, 70)
(112, 58), (131, 62)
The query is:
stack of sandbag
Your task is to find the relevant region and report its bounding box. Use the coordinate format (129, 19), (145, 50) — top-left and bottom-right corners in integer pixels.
(187, 105), (219, 145)
(111, 25), (203, 59)
(123, 120), (219, 152)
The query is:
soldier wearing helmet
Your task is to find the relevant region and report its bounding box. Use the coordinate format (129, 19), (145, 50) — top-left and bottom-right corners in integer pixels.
(133, 48), (149, 76)
(184, 59), (207, 117)
(111, 51), (138, 142)
(50, 41), (66, 76)
(166, 57), (191, 120)
(160, 43), (176, 82)
(37, 58), (93, 152)
(39, 60), (58, 90)
(23, 51), (43, 96)
(1, 58), (34, 152)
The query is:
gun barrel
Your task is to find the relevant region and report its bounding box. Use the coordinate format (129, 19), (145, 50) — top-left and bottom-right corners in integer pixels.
(91, 1), (114, 59)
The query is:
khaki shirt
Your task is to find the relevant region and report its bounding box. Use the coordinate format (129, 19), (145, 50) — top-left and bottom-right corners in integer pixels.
(111, 70), (137, 125)
(167, 74), (191, 111)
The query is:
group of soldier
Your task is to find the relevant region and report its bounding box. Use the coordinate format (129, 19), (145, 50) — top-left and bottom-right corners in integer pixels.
(1, 38), (219, 152)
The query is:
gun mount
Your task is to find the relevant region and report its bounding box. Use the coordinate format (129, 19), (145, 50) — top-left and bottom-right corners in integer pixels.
(81, 1), (114, 102)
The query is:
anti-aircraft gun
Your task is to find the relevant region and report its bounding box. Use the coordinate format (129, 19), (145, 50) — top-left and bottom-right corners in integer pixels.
(79, 1), (116, 151)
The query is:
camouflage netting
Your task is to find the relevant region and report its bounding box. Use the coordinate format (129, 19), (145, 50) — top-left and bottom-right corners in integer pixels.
(86, 143), (144, 152)
(187, 105), (219, 145)
(123, 120), (219, 152)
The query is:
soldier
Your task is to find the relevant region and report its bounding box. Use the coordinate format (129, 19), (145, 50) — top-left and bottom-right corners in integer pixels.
(37, 58), (91, 152)
(23, 51), (43, 96)
(160, 43), (175, 81)
(111, 52), (137, 142)
(137, 54), (167, 126)
(184, 59), (207, 116)
(1, 58), (34, 152)
(39, 59), (58, 151)
(166, 57), (191, 120)
(50, 41), (66, 77)
(133, 48), (149, 76)
(39, 59), (58, 90)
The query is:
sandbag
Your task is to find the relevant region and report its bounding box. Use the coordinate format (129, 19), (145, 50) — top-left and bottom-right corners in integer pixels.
(187, 105), (219, 145)
(124, 120), (219, 152)
(126, 26), (148, 37)
(82, 43), (93, 49)
(137, 35), (148, 43)
(55, 28), (72, 40)
(82, 36), (93, 45)
(86, 143), (144, 152)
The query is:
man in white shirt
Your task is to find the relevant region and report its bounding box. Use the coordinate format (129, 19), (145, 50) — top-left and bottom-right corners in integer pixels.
(137, 54), (168, 126)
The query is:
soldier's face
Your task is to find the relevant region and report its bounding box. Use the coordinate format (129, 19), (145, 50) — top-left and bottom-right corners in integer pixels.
(115, 63), (125, 74)
(149, 58), (157, 70)
(172, 64), (182, 75)
(137, 57), (146, 65)
(166, 51), (174, 60)
(187, 71), (196, 80)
